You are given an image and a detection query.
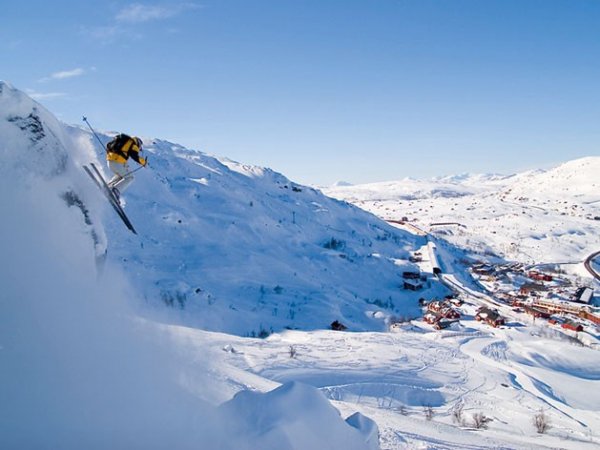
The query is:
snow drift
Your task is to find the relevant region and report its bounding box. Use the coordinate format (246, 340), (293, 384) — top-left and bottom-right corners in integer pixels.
(217, 381), (378, 450)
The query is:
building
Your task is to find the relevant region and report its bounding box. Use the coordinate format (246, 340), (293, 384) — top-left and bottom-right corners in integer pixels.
(403, 271), (421, 280)
(528, 271), (553, 282)
(573, 287), (593, 304)
(475, 307), (505, 328)
(519, 283), (548, 296)
(472, 264), (494, 275)
(579, 310), (600, 325)
(448, 297), (464, 307)
(423, 312), (440, 325)
(404, 279), (423, 291)
(562, 321), (583, 332)
(440, 307), (460, 319)
(427, 300), (444, 312)
(434, 318), (459, 330)
(409, 253), (423, 263)
(523, 305), (551, 319)
(427, 242), (442, 275)
(532, 298), (589, 315)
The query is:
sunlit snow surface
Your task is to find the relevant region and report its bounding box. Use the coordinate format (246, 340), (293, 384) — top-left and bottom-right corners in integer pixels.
(321, 159), (600, 448)
(324, 162), (600, 269)
(0, 81), (377, 450)
(98, 137), (450, 335)
(2, 80), (599, 449)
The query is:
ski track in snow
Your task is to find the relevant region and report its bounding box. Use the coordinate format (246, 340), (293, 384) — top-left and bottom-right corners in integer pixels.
(166, 321), (600, 449)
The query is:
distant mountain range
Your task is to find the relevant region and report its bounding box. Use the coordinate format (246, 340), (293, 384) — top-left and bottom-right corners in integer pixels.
(324, 156), (600, 269)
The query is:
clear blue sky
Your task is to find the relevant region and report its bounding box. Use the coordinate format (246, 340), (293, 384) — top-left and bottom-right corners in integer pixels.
(2, 0), (599, 185)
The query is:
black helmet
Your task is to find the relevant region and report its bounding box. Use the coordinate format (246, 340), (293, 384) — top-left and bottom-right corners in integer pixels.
(134, 136), (143, 147)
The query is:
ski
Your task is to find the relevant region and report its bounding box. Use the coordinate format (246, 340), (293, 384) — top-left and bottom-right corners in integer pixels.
(83, 163), (137, 234)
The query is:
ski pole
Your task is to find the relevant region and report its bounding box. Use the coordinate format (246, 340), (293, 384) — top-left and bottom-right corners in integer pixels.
(123, 164), (146, 177)
(119, 156), (150, 179)
(82, 116), (107, 152)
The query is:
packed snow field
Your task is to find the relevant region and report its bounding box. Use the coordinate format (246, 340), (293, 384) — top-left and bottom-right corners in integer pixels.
(1, 81), (599, 449)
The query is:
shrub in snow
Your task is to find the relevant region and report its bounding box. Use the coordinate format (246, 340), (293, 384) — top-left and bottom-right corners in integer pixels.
(450, 402), (464, 425)
(533, 409), (551, 434)
(161, 290), (187, 309)
(258, 326), (272, 338)
(324, 237), (345, 250)
(472, 412), (492, 429)
(288, 345), (297, 358)
(331, 320), (348, 331)
(423, 404), (434, 421)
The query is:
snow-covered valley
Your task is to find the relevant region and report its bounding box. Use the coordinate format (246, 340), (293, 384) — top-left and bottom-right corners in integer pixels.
(324, 163), (600, 272)
(1, 80), (599, 449)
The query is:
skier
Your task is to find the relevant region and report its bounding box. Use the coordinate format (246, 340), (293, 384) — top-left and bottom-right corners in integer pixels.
(105, 133), (147, 200)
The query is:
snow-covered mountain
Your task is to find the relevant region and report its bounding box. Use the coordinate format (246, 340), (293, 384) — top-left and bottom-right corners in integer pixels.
(108, 137), (444, 335)
(506, 157), (600, 201)
(325, 159), (600, 269)
(2, 81), (448, 336)
(3, 81), (600, 449)
(0, 81), (386, 449)
(321, 160), (600, 449)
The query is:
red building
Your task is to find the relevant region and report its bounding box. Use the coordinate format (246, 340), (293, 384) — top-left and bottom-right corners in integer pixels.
(528, 271), (553, 282)
(562, 321), (583, 332)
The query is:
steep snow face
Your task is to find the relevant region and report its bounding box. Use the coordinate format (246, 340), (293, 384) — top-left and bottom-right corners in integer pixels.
(0, 183), (212, 449)
(0, 81), (107, 258)
(0, 81), (69, 178)
(0, 81), (213, 449)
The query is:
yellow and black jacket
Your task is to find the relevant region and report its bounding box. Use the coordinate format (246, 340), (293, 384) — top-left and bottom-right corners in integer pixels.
(106, 134), (146, 165)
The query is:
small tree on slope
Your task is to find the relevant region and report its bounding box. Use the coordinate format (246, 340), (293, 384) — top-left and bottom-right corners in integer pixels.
(533, 409), (551, 434)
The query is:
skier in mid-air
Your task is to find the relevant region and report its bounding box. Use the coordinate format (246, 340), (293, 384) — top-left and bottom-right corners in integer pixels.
(105, 133), (147, 200)
(81, 118), (143, 233)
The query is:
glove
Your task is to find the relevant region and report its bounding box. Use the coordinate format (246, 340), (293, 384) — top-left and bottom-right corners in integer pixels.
(140, 157), (147, 167)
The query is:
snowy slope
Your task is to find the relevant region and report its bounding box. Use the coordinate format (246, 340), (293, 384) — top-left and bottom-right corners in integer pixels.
(0, 84), (447, 337)
(507, 157), (600, 201)
(76, 124), (448, 336)
(3, 81), (599, 449)
(0, 81), (210, 448)
(319, 159), (600, 448)
(325, 159), (600, 273)
(0, 87), (442, 338)
(218, 381), (379, 450)
(0, 81), (378, 449)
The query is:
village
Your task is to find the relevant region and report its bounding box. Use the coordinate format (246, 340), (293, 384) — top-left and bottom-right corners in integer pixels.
(470, 262), (597, 330)
(400, 241), (600, 348)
